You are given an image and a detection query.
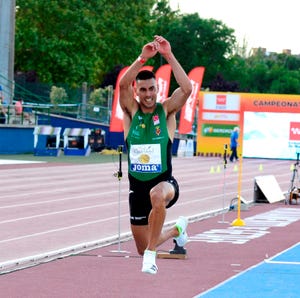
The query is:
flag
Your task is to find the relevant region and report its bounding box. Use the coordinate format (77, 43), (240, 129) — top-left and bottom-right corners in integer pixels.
(109, 66), (129, 132)
(155, 64), (171, 103)
(178, 67), (205, 134)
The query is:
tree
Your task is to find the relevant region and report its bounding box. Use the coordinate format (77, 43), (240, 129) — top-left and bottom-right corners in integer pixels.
(151, 5), (237, 89)
(209, 73), (239, 92)
(238, 50), (300, 94)
(15, 0), (155, 86)
(269, 71), (300, 94)
(50, 86), (68, 105)
(16, 0), (300, 96)
(16, 0), (99, 85)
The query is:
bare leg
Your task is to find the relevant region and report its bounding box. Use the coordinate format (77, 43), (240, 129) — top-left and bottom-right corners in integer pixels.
(130, 181), (179, 255)
(131, 223), (179, 255)
(157, 226), (179, 246)
(131, 225), (149, 256)
(147, 181), (177, 251)
(147, 201), (166, 251)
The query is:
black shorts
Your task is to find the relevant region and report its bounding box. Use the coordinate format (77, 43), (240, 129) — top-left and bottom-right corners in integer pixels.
(128, 173), (179, 225)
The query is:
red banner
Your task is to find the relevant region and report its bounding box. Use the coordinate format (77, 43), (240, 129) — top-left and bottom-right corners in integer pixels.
(109, 66), (129, 132)
(109, 66), (154, 132)
(178, 67), (205, 134)
(155, 64), (171, 103)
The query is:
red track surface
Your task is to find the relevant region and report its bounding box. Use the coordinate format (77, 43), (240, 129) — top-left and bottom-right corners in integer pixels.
(0, 156), (299, 297)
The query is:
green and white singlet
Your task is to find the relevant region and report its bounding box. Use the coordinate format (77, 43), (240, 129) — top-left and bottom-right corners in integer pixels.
(126, 103), (172, 182)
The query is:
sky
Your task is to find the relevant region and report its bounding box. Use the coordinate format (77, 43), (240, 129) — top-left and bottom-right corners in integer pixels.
(169, 0), (300, 55)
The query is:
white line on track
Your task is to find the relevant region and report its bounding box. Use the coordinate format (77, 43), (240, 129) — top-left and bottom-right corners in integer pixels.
(0, 189), (124, 209)
(0, 202), (129, 225)
(0, 214), (128, 244)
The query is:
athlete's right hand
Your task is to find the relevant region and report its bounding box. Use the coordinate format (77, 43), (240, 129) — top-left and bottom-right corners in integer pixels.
(140, 41), (158, 59)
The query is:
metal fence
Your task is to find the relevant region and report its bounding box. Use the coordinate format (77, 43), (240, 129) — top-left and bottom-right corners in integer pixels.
(1, 72), (113, 125)
(1, 102), (111, 126)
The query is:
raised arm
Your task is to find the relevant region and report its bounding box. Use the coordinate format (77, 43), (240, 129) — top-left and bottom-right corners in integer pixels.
(119, 41), (158, 116)
(154, 35), (192, 114)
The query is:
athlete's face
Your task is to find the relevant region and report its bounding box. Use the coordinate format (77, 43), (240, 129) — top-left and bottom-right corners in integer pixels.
(135, 78), (158, 112)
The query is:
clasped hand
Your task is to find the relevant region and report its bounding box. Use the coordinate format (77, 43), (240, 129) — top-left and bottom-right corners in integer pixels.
(141, 35), (171, 59)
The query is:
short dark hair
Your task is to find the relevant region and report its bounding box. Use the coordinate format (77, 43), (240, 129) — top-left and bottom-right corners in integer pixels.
(136, 70), (155, 81)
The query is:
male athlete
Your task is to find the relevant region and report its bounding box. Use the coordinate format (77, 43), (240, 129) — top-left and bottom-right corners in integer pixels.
(119, 35), (192, 274)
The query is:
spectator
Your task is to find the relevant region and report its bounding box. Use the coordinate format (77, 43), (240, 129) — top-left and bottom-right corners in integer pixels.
(15, 99), (23, 115)
(229, 127), (240, 162)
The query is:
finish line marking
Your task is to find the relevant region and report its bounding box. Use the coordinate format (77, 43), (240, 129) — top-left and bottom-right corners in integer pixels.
(189, 208), (300, 244)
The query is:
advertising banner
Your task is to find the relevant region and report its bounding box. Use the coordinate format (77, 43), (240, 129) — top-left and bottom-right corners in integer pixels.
(197, 92), (300, 159)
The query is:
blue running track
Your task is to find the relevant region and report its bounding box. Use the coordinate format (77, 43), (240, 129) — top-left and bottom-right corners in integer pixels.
(195, 242), (300, 298)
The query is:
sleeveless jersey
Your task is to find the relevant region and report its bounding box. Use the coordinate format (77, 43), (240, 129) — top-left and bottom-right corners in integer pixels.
(126, 103), (172, 181)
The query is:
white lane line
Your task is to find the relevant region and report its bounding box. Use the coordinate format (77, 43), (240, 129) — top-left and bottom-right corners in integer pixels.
(0, 214), (128, 244)
(0, 175), (123, 190)
(0, 189), (123, 209)
(0, 200), (129, 225)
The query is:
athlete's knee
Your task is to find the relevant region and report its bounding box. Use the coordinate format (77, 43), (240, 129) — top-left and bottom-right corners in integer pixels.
(149, 187), (165, 209)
